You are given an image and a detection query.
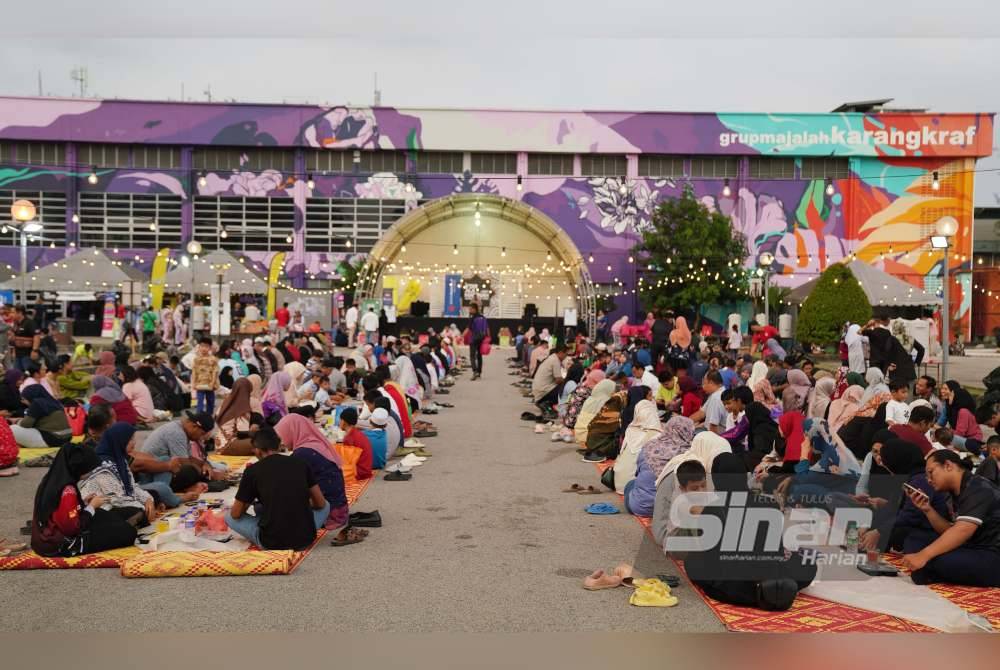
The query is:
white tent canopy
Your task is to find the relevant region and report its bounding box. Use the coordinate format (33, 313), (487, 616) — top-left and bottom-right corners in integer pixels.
(0, 249), (147, 293)
(163, 249), (269, 294)
(788, 259), (941, 307)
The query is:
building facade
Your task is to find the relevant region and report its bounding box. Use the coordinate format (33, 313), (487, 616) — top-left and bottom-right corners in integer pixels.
(0, 96), (993, 336)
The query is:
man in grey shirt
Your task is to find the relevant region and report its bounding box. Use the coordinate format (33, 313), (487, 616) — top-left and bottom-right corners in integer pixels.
(690, 370), (727, 433)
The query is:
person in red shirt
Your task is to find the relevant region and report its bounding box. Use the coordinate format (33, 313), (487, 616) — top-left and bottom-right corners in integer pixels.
(338, 407), (372, 480)
(890, 404), (936, 456)
(275, 302), (291, 338)
(30, 443), (138, 556)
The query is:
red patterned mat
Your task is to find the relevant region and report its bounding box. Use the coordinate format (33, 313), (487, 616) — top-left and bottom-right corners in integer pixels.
(0, 471), (375, 573)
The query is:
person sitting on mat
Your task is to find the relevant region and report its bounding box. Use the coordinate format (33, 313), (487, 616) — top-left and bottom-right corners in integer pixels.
(78, 422), (159, 528)
(30, 443), (138, 557)
(225, 428), (338, 550)
(214, 378), (263, 456)
(901, 449), (1000, 587)
(274, 415), (364, 546)
(134, 411), (224, 498)
(90, 375), (141, 426)
(11, 384), (72, 449)
(54, 354), (92, 402)
(339, 407), (373, 481)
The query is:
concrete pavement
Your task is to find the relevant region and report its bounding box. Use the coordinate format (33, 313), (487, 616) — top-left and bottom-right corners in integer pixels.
(0, 351), (723, 633)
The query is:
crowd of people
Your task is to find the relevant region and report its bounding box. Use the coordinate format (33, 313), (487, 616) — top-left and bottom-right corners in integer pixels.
(511, 309), (1000, 610)
(0, 300), (468, 558)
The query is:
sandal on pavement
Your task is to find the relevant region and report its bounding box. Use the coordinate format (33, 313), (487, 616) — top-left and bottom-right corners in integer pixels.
(383, 470), (412, 481)
(330, 528), (367, 547)
(561, 484), (585, 493)
(583, 569), (623, 591)
(576, 486), (603, 495)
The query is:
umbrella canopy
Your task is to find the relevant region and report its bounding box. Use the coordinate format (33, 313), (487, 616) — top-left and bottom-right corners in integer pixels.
(163, 249), (269, 294)
(0, 249), (147, 293)
(788, 259), (941, 307)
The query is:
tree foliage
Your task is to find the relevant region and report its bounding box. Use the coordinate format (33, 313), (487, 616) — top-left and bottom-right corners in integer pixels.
(336, 258), (366, 303)
(634, 186), (749, 314)
(796, 264), (872, 346)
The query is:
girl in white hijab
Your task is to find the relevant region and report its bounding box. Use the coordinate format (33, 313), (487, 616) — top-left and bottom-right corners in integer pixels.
(859, 366), (889, 406)
(283, 361), (307, 406)
(240, 338), (260, 372)
(613, 399), (663, 493)
(747, 360), (768, 390)
(845, 324), (867, 374)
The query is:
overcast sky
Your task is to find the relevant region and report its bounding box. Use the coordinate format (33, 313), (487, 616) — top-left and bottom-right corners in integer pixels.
(1, 0), (998, 203)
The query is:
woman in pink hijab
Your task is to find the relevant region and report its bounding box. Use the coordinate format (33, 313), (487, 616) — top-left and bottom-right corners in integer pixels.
(669, 316), (692, 349)
(275, 415), (360, 542)
(261, 371), (291, 421)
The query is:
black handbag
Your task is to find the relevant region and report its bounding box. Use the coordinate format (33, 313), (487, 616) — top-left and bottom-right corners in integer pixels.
(600, 464), (615, 491)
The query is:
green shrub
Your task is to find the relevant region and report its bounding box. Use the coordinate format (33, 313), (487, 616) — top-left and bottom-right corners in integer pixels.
(796, 264), (872, 346)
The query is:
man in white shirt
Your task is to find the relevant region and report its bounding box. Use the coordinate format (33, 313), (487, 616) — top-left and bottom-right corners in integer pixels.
(345, 303), (359, 346)
(191, 300), (207, 338)
(360, 306), (379, 346)
(691, 370), (727, 433)
(244, 302), (261, 322)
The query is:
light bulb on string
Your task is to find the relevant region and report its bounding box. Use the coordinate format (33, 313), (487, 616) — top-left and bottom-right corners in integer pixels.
(825, 178), (835, 196)
(501, 247), (507, 257)
(931, 171), (940, 190)
(618, 177), (628, 196)
(453, 244), (459, 255)
(516, 175), (523, 192)
(87, 166), (99, 185)
(197, 172), (207, 188)
(722, 178), (731, 197)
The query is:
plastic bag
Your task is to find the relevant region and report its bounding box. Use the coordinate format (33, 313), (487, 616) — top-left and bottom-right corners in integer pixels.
(480, 337), (492, 356)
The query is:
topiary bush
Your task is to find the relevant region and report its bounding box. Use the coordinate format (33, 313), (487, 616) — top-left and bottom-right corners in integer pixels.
(796, 264), (872, 346)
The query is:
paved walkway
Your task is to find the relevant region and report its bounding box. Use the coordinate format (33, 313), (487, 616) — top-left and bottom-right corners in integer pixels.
(0, 352), (722, 633)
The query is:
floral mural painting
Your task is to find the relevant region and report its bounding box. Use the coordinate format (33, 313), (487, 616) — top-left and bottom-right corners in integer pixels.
(354, 172), (423, 211)
(300, 106), (378, 149)
(201, 169), (289, 197)
(700, 187), (789, 262)
(577, 176), (658, 235)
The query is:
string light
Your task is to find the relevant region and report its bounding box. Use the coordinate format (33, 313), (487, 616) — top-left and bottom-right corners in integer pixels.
(825, 178), (835, 196)
(453, 244), (459, 255)
(197, 171), (207, 188)
(931, 171), (940, 190)
(501, 247), (507, 257)
(618, 177), (628, 196)
(722, 178), (731, 197)
(516, 175), (523, 192)
(306, 174), (315, 190)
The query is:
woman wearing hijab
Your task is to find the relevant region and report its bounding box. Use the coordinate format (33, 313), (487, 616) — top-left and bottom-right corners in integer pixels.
(0, 369), (24, 417)
(240, 338), (261, 374)
(562, 369), (604, 435)
(752, 376), (782, 421)
(620, 385), (651, 432)
(613, 399), (662, 493)
(845, 324), (867, 374)
(246, 374), (265, 415)
(261, 371), (291, 422)
(626, 415), (695, 517)
(651, 431), (732, 548)
(828, 385), (865, 432)
(610, 316), (628, 348)
(574, 379), (615, 448)
(781, 369), (811, 414)
(383, 367), (415, 437)
(747, 361), (768, 390)
(30, 444), (138, 556)
(677, 375), (703, 418)
(940, 380), (984, 453)
(860, 367), (890, 405)
(557, 363), (585, 421)
(582, 389), (627, 463)
(11, 385), (72, 449)
(231, 350), (250, 378)
(215, 378), (262, 456)
(94, 351), (117, 378)
(273, 414), (360, 545)
(90, 375), (140, 426)
(667, 316), (693, 369)
(807, 376), (836, 420)
(778, 411), (808, 472)
(283, 362), (308, 406)
(864, 439), (949, 553)
(830, 367), (849, 401)
(79, 422), (157, 527)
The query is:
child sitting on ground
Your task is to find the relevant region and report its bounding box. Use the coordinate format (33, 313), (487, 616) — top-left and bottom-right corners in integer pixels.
(666, 461), (709, 542)
(339, 407), (373, 481)
(884, 381), (910, 426)
(975, 436), (1000, 486)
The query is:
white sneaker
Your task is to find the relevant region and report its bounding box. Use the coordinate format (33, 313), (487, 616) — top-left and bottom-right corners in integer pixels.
(562, 434), (574, 443)
(400, 454), (427, 468)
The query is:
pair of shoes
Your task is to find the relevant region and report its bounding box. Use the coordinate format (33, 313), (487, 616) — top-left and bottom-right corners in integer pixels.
(0, 466), (19, 477)
(400, 453), (427, 468)
(349, 510), (382, 528)
(629, 579), (678, 607)
(384, 469), (412, 481)
(436, 389), (450, 395)
(394, 447), (421, 458)
(403, 438), (426, 449)
(414, 429), (437, 438)
(581, 453), (607, 463)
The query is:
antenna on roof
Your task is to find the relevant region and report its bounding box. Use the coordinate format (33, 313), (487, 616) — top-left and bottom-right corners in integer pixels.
(203, 84), (213, 102)
(37, 71), (42, 96)
(373, 72), (382, 107)
(70, 66), (88, 97)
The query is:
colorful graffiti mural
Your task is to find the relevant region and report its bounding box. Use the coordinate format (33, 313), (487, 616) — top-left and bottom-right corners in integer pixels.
(0, 97), (992, 335)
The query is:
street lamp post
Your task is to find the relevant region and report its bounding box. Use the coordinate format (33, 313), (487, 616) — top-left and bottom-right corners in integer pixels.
(185, 240), (202, 344)
(10, 200), (41, 306)
(931, 216), (958, 382)
(758, 252), (775, 325)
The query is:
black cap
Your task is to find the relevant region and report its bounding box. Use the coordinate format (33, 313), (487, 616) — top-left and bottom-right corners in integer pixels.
(185, 410), (215, 433)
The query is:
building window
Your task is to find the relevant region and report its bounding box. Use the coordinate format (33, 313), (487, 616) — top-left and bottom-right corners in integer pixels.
(305, 198), (409, 253)
(470, 152), (517, 174)
(15, 142), (66, 166)
(75, 143), (131, 168)
(77, 192), (182, 249)
(749, 157), (796, 180)
(0, 142), (14, 163)
(192, 148), (294, 173)
(0, 190), (67, 248)
(413, 151), (464, 174)
(638, 155), (686, 178)
(306, 150), (351, 173)
(358, 151), (408, 174)
(799, 157), (850, 179)
(193, 196), (294, 252)
(527, 153), (574, 176)
(688, 156), (739, 179)
(132, 145), (181, 170)
(580, 155), (627, 177)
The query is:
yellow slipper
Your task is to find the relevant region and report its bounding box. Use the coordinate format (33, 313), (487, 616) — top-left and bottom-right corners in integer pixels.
(629, 579), (678, 607)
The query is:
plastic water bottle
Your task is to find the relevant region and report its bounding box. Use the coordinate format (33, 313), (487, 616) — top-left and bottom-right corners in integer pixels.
(180, 515), (196, 543)
(845, 521), (859, 552)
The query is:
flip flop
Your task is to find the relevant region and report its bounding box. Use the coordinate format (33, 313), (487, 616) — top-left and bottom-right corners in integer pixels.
(562, 484), (585, 493)
(584, 503), (620, 515)
(330, 529), (366, 547)
(436, 402), (455, 408)
(383, 470), (412, 481)
(577, 486), (603, 495)
(583, 569), (623, 591)
(629, 580), (678, 607)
